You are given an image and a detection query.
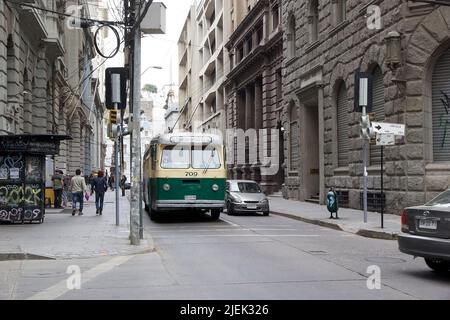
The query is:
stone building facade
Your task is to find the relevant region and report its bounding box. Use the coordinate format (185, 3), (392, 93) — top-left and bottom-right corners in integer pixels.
(282, 0), (450, 213)
(225, 0), (284, 193)
(0, 0), (105, 177)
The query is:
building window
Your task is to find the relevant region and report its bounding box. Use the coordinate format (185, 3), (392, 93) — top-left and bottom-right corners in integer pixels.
(289, 101), (300, 171)
(336, 81), (349, 167)
(334, 0), (346, 25)
(309, 0), (319, 43)
(432, 46), (450, 162)
(272, 5), (279, 31)
(287, 14), (296, 59)
(369, 65), (385, 166)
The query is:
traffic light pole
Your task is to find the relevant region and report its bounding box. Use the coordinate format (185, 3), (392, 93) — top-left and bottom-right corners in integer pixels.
(362, 106), (368, 224)
(114, 104), (120, 226)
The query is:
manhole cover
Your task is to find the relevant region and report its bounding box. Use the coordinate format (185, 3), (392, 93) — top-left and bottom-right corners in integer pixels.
(365, 257), (406, 264)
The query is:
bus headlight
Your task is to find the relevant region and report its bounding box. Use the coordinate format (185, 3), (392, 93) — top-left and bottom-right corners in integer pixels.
(163, 183), (171, 192)
(212, 184), (219, 192)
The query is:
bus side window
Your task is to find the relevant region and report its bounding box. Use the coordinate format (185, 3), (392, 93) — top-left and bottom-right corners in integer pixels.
(151, 145), (157, 170)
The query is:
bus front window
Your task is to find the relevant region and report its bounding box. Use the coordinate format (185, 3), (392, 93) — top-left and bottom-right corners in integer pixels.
(161, 146), (190, 169)
(192, 147), (221, 169)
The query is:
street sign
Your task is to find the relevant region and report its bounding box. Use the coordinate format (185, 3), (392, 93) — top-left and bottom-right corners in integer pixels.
(371, 122), (405, 136)
(376, 133), (395, 146)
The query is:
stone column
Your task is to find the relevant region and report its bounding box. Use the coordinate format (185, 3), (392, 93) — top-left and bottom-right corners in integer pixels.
(245, 85), (254, 179)
(0, 3), (8, 134)
(254, 78), (263, 182)
(318, 83), (326, 205)
(68, 111), (81, 175)
(32, 50), (48, 134)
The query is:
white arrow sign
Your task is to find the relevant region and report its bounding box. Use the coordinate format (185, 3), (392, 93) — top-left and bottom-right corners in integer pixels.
(371, 122), (405, 136)
(376, 133), (395, 146)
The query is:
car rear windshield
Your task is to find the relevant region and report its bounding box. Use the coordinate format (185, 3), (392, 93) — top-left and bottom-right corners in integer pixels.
(425, 189), (450, 207)
(230, 183), (262, 193)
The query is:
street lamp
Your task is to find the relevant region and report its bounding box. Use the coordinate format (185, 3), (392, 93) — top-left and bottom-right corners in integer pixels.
(141, 65), (163, 76)
(385, 31), (402, 72)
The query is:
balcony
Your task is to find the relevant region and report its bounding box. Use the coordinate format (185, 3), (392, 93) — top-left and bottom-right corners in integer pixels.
(18, 0), (48, 40)
(43, 15), (66, 59)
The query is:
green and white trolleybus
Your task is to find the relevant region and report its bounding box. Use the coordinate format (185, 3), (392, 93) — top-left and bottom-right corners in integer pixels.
(143, 133), (226, 220)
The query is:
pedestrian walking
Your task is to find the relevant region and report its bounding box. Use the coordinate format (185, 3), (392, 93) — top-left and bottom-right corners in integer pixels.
(69, 169), (88, 216)
(120, 175), (127, 197)
(91, 170), (108, 215)
(51, 170), (64, 208)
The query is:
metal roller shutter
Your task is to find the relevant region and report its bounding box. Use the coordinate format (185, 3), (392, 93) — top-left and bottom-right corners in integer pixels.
(337, 82), (349, 167)
(290, 105), (300, 171)
(432, 47), (450, 162)
(370, 66), (384, 166)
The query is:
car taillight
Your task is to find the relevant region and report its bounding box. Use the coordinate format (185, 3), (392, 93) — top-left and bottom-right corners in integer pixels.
(401, 209), (409, 232)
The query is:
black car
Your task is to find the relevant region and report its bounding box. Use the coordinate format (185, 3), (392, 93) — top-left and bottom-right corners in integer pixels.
(398, 189), (450, 273)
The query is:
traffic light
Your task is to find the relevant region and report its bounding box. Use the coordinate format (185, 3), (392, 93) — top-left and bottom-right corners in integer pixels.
(105, 68), (127, 110)
(110, 110), (118, 124)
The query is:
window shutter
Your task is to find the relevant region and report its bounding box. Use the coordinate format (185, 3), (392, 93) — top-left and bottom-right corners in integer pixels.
(432, 47), (450, 162)
(370, 67), (384, 166)
(290, 104), (299, 171)
(337, 83), (349, 167)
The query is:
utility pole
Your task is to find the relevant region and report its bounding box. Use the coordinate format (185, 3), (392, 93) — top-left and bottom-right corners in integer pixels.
(129, 0), (141, 245)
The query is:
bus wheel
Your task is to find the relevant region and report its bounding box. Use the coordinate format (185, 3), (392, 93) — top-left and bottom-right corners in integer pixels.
(211, 210), (221, 220)
(150, 209), (160, 221)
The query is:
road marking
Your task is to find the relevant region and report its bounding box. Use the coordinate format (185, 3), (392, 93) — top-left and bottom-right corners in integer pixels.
(150, 228), (298, 233)
(26, 255), (133, 300)
(220, 218), (240, 227)
(153, 234), (320, 238)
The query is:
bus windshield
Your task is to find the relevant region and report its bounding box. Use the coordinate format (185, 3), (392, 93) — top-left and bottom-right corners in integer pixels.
(161, 146), (190, 169)
(160, 145), (221, 169)
(192, 147), (221, 169)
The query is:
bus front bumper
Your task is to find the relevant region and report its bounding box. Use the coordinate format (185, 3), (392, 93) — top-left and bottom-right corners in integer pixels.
(156, 200), (225, 210)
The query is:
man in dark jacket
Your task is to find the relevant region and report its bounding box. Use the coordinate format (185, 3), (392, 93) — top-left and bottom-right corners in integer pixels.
(91, 170), (108, 215)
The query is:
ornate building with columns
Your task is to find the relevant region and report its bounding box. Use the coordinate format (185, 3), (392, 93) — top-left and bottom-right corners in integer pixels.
(0, 0), (105, 176)
(225, 0), (284, 193)
(282, 0), (450, 213)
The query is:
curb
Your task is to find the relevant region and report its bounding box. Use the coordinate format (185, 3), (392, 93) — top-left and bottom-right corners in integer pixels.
(0, 253), (55, 262)
(271, 211), (398, 240)
(271, 211), (343, 231)
(356, 229), (399, 241)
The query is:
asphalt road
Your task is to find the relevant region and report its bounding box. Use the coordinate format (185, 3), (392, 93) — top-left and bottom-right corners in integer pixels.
(1, 211), (449, 300)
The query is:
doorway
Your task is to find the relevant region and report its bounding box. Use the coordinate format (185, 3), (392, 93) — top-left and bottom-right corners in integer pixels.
(302, 104), (320, 201)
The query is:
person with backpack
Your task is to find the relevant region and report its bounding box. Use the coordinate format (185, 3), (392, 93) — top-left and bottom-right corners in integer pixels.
(91, 170), (108, 216)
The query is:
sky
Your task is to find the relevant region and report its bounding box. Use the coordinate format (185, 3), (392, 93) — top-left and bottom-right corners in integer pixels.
(100, 0), (195, 99)
(140, 0), (196, 98)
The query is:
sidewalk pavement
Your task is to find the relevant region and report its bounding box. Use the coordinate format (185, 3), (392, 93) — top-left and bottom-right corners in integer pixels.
(268, 196), (401, 240)
(0, 191), (154, 261)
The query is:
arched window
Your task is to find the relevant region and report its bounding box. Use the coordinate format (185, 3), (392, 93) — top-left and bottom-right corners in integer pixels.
(432, 46), (450, 162)
(370, 65), (385, 166)
(287, 14), (296, 59)
(335, 0), (346, 25)
(336, 81), (349, 167)
(289, 101), (300, 170)
(309, 0), (319, 43)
